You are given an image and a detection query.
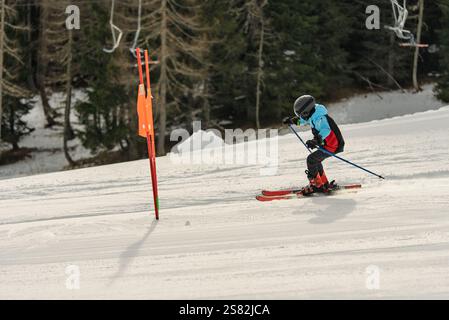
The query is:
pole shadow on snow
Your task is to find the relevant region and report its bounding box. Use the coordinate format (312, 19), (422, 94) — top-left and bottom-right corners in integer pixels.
(292, 197), (356, 224)
(108, 219), (158, 286)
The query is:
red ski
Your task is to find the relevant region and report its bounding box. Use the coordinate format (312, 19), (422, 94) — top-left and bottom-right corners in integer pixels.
(261, 184), (361, 197)
(256, 192), (306, 202)
(256, 184), (362, 202)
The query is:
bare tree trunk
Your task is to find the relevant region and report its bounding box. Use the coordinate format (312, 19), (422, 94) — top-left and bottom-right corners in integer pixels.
(413, 0), (424, 91)
(38, 83), (56, 127)
(202, 80), (210, 127)
(157, 0), (168, 156)
(37, 1), (57, 127)
(141, 0), (207, 155)
(255, 13), (265, 129)
(0, 0), (5, 140)
(26, 0), (36, 91)
(9, 105), (18, 150)
(63, 29), (75, 166)
(387, 32), (395, 88)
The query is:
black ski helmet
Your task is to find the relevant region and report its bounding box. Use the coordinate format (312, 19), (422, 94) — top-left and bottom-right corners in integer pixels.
(293, 95), (316, 120)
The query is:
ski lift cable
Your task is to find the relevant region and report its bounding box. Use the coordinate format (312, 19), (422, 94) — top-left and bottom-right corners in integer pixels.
(130, 0), (142, 58)
(103, 0), (123, 53)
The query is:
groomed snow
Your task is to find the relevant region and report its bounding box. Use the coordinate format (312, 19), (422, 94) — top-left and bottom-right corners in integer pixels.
(1, 104), (449, 299)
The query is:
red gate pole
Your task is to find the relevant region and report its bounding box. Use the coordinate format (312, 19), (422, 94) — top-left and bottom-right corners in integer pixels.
(135, 48), (160, 219)
(144, 50), (159, 220)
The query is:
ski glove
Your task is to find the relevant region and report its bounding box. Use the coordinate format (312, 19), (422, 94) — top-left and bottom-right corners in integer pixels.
(282, 116), (298, 125)
(306, 137), (323, 149)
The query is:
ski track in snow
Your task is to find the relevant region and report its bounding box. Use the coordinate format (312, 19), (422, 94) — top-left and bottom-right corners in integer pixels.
(1, 106), (449, 299)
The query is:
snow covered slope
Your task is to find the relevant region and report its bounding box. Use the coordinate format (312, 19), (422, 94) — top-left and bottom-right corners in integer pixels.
(1, 106), (449, 299)
(330, 84), (443, 124)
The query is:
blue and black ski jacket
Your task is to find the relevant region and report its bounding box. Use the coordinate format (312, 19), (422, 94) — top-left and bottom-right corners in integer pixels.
(298, 104), (345, 153)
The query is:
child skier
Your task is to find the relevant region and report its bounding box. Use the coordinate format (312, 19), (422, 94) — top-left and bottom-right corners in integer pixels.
(283, 95), (345, 195)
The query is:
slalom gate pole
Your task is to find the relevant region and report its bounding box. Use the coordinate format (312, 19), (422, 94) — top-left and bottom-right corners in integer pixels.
(144, 50), (159, 219)
(146, 131), (159, 219)
(136, 48), (160, 219)
(136, 48), (144, 85)
(288, 124), (385, 179)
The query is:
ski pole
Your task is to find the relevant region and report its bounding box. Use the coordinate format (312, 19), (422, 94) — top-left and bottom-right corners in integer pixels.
(288, 124), (312, 154)
(316, 146), (385, 179)
(288, 124), (385, 179)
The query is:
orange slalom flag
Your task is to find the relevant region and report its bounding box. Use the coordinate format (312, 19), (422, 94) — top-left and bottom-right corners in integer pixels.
(135, 47), (159, 220)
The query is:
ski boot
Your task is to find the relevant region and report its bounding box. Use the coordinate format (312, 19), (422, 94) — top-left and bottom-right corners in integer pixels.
(302, 170), (327, 196)
(320, 170), (341, 193)
(320, 170), (339, 192)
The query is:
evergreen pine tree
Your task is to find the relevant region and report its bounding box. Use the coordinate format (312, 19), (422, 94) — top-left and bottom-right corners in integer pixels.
(435, 0), (449, 102)
(74, 1), (130, 155)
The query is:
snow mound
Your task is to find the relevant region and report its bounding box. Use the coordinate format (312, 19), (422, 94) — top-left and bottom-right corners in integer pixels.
(174, 129), (225, 153)
(329, 84), (443, 124)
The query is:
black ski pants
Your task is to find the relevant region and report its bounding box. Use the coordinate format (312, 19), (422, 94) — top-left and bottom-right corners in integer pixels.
(306, 149), (332, 178)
